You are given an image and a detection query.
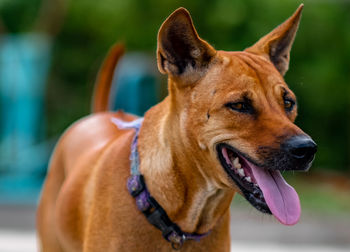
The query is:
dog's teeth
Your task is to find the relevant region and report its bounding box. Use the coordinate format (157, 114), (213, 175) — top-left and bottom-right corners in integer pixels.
(246, 176), (251, 183)
(233, 158), (241, 169)
(238, 168), (245, 177)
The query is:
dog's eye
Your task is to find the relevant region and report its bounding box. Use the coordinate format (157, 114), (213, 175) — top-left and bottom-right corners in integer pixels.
(284, 98), (295, 112)
(225, 102), (253, 114)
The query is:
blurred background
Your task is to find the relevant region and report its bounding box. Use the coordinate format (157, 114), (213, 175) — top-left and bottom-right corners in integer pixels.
(0, 0), (349, 251)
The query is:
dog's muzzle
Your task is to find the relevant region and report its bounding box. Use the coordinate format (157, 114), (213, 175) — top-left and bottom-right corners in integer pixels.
(256, 134), (317, 172)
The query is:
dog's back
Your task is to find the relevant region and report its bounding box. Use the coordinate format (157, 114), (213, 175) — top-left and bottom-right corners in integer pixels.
(37, 44), (136, 251)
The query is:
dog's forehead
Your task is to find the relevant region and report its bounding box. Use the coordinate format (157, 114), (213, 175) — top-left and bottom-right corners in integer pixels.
(204, 51), (287, 92)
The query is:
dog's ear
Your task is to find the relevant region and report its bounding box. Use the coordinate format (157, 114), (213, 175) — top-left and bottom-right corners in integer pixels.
(245, 4), (304, 76)
(157, 8), (216, 85)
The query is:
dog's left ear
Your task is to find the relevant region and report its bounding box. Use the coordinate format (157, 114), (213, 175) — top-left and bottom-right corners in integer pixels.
(245, 4), (304, 76)
(157, 8), (216, 85)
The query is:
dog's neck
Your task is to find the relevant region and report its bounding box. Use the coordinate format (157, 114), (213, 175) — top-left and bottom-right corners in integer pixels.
(138, 92), (234, 234)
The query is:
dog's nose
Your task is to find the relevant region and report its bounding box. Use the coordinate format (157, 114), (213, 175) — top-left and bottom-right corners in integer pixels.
(283, 135), (317, 169)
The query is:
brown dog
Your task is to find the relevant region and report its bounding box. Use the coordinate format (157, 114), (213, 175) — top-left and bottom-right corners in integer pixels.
(37, 5), (317, 251)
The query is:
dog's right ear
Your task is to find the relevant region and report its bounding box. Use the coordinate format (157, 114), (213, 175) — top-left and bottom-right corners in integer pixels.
(245, 5), (304, 76)
(157, 8), (216, 85)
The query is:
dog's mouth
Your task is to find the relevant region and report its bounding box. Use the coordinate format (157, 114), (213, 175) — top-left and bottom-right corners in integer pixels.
(216, 143), (301, 226)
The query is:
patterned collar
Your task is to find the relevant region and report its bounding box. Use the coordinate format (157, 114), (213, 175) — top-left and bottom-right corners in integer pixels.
(111, 117), (209, 250)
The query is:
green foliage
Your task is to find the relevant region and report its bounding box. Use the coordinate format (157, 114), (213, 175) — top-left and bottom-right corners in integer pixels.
(1, 0), (349, 171)
(0, 0), (41, 32)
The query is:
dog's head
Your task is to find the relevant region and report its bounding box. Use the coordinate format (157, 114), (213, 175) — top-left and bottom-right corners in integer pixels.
(156, 5), (316, 225)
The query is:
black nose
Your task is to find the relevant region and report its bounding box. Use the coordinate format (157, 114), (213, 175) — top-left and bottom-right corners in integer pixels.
(283, 135), (317, 168)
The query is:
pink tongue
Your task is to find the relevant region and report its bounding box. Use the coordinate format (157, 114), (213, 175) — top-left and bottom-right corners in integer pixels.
(250, 164), (301, 225)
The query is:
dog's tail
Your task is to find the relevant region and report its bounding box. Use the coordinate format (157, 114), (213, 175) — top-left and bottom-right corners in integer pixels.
(91, 43), (124, 113)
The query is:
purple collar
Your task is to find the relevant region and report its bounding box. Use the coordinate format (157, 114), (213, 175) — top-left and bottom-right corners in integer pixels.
(111, 117), (210, 250)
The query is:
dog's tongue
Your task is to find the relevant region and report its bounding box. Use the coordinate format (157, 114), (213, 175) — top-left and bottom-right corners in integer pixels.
(250, 164), (301, 225)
